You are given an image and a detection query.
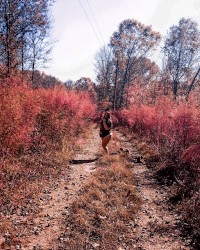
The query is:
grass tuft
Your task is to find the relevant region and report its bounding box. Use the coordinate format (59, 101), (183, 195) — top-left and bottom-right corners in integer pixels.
(59, 152), (141, 249)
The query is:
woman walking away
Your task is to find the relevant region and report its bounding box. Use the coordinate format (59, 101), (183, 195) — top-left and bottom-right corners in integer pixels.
(99, 108), (112, 155)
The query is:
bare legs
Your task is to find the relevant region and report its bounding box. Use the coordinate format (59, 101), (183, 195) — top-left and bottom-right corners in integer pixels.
(102, 134), (112, 154)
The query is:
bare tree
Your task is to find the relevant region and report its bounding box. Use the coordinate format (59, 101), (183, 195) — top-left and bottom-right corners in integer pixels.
(75, 77), (97, 101)
(95, 45), (114, 103)
(0, 0), (21, 75)
(163, 18), (200, 99)
(109, 19), (161, 108)
(64, 79), (74, 90)
(0, 0), (54, 79)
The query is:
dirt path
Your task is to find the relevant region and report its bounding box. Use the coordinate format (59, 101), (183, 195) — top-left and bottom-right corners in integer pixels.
(116, 131), (191, 250)
(19, 129), (100, 250)
(3, 128), (192, 249)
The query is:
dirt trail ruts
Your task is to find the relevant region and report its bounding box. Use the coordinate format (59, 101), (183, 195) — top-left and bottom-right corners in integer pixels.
(19, 128), (100, 250)
(117, 131), (191, 250)
(5, 128), (192, 249)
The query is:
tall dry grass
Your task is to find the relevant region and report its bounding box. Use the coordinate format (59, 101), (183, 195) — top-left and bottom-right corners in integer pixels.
(116, 96), (200, 247)
(59, 152), (141, 249)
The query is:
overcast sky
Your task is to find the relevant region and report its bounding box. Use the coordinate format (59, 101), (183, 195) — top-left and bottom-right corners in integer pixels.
(43, 0), (200, 83)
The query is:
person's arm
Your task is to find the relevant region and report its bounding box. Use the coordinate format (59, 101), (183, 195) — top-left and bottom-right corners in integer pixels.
(103, 118), (111, 130)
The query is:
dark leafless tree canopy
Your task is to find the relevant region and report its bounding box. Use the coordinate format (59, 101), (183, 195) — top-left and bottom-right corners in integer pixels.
(163, 18), (200, 99)
(0, 0), (54, 82)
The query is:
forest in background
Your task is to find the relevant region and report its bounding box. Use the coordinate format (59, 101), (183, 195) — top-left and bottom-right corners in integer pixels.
(0, 0), (199, 247)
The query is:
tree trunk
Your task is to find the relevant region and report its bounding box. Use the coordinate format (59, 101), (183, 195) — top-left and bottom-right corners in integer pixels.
(173, 80), (178, 100)
(5, 2), (11, 76)
(112, 59), (118, 111)
(187, 67), (200, 97)
(119, 68), (128, 108)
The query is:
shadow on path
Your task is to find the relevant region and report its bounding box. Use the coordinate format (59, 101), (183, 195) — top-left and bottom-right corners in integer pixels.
(69, 158), (99, 164)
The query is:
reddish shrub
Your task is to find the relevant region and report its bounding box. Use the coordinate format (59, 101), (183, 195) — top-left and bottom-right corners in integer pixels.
(117, 98), (200, 165)
(0, 84), (96, 156)
(0, 86), (40, 155)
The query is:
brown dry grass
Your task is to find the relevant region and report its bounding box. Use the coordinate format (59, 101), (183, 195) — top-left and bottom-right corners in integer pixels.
(124, 130), (200, 249)
(58, 146), (141, 249)
(0, 131), (84, 241)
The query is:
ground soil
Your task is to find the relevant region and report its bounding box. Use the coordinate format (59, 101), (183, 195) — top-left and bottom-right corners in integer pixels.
(0, 127), (192, 249)
(116, 131), (191, 250)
